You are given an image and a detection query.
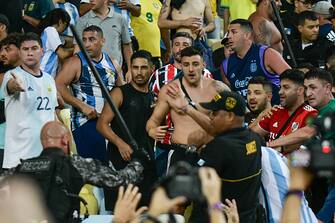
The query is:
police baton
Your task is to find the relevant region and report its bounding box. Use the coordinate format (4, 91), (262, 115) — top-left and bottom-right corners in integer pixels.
(70, 25), (140, 152)
(270, 0), (297, 67)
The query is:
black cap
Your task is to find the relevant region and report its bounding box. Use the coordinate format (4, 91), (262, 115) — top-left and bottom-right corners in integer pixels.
(0, 14), (9, 28)
(200, 91), (246, 116)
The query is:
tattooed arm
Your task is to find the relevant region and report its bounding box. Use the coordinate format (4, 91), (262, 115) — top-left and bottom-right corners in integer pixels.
(252, 18), (272, 46)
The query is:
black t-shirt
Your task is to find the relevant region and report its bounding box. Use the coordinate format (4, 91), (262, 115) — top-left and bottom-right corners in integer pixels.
(284, 37), (334, 68)
(201, 127), (263, 222)
(105, 83), (156, 210)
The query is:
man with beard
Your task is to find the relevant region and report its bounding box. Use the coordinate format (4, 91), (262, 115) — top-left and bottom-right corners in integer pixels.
(56, 25), (124, 161)
(149, 32), (212, 175)
(249, 0), (284, 54)
(149, 32), (212, 143)
(221, 19), (290, 104)
(245, 76), (272, 125)
(0, 33), (23, 172)
(97, 50), (157, 210)
(150, 32), (212, 95)
(251, 69), (318, 154)
(147, 46), (229, 167)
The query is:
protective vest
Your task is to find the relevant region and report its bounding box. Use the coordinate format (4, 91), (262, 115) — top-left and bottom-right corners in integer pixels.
(17, 148), (84, 223)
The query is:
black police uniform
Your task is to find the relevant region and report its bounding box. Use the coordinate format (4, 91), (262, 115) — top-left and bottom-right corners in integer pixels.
(190, 127), (264, 223)
(15, 147), (144, 223)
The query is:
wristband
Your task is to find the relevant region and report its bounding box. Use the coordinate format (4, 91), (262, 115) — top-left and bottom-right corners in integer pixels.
(209, 201), (224, 212)
(285, 189), (303, 199)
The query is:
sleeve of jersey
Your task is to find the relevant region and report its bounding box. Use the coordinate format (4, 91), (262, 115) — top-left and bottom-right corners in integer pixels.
(44, 27), (62, 51)
(258, 116), (270, 132)
(70, 155), (144, 187)
(130, 0), (140, 5)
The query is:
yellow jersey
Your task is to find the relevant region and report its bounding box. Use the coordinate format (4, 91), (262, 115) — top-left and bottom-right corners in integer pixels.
(228, 0), (256, 21)
(131, 0), (162, 57)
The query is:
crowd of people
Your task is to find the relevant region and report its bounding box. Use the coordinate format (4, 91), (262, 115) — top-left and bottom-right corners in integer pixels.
(1, 0), (335, 223)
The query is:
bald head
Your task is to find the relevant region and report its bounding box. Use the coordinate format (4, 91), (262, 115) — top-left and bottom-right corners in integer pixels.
(40, 121), (71, 154)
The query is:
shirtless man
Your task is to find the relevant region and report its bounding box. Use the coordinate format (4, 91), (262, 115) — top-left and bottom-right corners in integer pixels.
(158, 0), (214, 39)
(249, 0), (284, 54)
(146, 46), (229, 166)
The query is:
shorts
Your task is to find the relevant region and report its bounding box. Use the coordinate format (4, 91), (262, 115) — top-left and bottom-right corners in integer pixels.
(72, 119), (107, 162)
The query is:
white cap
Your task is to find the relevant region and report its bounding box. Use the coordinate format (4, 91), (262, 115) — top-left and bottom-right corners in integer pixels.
(313, 1), (334, 18)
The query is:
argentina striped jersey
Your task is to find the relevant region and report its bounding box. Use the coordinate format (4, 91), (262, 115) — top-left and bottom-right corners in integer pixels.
(55, 2), (79, 37)
(71, 52), (117, 130)
(259, 147), (317, 223)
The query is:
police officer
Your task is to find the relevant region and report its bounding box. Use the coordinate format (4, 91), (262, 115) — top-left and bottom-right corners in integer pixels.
(165, 88), (264, 223)
(5, 121), (146, 223)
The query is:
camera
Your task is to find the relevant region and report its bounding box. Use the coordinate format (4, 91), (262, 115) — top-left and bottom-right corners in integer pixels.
(291, 111), (335, 178)
(159, 161), (205, 203)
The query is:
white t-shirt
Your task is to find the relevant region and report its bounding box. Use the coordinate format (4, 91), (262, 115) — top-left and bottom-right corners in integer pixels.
(40, 26), (62, 77)
(1, 66), (58, 168)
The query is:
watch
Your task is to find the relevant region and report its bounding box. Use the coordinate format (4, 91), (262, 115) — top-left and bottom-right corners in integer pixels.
(285, 189), (304, 199)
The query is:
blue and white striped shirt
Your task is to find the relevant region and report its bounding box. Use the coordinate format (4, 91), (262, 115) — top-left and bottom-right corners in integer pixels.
(55, 2), (79, 37)
(71, 52), (118, 130)
(40, 26), (62, 77)
(259, 147), (317, 223)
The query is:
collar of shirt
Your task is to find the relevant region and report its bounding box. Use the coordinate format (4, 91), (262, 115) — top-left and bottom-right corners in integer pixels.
(88, 7), (114, 19)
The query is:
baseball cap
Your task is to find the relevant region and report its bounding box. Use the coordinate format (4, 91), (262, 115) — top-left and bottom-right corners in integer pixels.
(313, 1), (333, 18)
(200, 91), (246, 116)
(0, 14), (9, 28)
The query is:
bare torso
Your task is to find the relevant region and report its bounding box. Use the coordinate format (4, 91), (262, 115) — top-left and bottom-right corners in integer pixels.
(171, 0), (206, 39)
(249, 13), (283, 54)
(168, 78), (221, 144)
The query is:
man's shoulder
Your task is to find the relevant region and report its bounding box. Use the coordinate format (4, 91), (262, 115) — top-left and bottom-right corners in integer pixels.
(43, 26), (57, 34)
(320, 99), (335, 114)
(301, 104), (317, 112)
(260, 107), (287, 124)
(155, 64), (176, 73)
(248, 12), (267, 23)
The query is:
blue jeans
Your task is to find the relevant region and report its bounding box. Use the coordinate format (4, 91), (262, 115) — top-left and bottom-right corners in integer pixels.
(317, 186), (335, 223)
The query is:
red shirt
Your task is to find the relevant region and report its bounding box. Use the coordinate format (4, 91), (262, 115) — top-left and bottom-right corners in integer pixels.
(258, 104), (318, 141)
